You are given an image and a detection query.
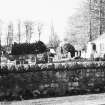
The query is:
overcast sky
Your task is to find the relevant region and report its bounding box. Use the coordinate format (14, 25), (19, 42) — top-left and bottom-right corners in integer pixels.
(0, 0), (83, 45)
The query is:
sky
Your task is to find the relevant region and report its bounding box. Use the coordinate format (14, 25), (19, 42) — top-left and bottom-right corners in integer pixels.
(0, 0), (83, 45)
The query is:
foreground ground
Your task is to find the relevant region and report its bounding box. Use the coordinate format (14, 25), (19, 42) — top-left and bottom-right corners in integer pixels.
(0, 93), (105, 105)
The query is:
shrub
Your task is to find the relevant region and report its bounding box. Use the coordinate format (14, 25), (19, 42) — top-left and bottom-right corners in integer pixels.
(11, 41), (47, 55)
(63, 43), (75, 57)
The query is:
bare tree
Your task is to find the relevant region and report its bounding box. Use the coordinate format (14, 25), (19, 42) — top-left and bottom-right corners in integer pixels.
(48, 23), (60, 50)
(24, 21), (33, 43)
(65, 0), (105, 50)
(0, 20), (2, 45)
(7, 22), (14, 46)
(17, 20), (21, 44)
(89, 0), (105, 38)
(37, 22), (43, 41)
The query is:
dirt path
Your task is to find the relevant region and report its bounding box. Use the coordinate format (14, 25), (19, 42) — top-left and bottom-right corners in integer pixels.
(0, 93), (105, 105)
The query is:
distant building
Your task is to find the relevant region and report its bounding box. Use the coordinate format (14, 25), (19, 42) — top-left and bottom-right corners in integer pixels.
(15, 54), (36, 65)
(81, 33), (105, 59)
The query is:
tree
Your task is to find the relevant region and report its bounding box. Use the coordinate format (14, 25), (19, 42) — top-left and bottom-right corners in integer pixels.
(7, 22), (14, 46)
(65, 0), (105, 50)
(0, 20), (2, 46)
(48, 23), (60, 50)
(63, 43), (75, 57)
(89, 0), (105, 39)
(17, 20), (21, 44)
(36, 22), (43, 41)
(24, 21), (34, 43)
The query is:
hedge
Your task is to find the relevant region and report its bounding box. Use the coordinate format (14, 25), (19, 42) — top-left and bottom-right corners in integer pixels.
(11, 41), (48, 55)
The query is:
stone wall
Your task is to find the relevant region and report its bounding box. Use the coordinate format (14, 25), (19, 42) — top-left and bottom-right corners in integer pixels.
(0, 66), (105, 101)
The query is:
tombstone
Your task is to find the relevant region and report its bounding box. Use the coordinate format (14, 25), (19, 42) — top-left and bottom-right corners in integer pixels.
(68, 52), (71, 58)
(78, 51), (81, 57)
(75, 51), (78, 57)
